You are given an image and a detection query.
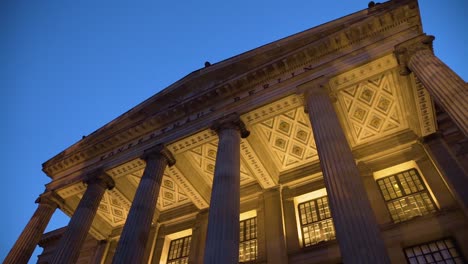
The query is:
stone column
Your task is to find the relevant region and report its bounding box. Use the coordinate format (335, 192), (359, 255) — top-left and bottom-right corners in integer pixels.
(4, 192), (63, 264)
(51, 171), (115, 264)
(395, 35), (468, 136)
(299, 78), (390, 264)
(188, 210), (209, 264)
(422, 134), (468, 216)
(263, 188), (288, 264)
(112, 145), (175, 264)
(203, 113), (250, 264)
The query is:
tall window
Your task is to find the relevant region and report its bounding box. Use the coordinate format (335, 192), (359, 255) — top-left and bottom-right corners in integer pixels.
(404, 238), (466, 264)
(376, 168), (436, 223)
(167, 235), (191, 264)
(239, 217), (257, 262)
(298, 196), (335, 247)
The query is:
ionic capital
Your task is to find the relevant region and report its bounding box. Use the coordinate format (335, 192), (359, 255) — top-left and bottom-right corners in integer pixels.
(142, 144), (176, 167)
(85, 170), (115, 190)
(35, 191), (64, 209)
(394, 34), (435, 75)
(211, 113), (250, 138)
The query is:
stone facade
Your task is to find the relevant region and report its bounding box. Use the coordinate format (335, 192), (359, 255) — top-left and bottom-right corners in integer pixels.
(5, 0), (468, 263)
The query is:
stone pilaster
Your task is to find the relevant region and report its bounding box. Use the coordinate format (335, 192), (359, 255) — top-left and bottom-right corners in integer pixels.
(4, 192), (63, 264)
(422, 134), (468, 217)
(281, 187), (300, 254)
(188, 210), (209, 264)
(51, 171), (114, 264)
(203, 113), (249, 264)
(112, 145), (175, 264)
(300, 78), (390, 264)
(263, 188), (288, 264)
(395, 35), (468, 136)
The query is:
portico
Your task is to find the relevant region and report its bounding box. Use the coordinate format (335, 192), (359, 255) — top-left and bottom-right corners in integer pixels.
(5, 0), (468, 263)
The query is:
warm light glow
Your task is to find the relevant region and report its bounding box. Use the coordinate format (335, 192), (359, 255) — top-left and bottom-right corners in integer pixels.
(240, 210), (257, 221)
(293, 188), (328, 247)
(373, 160), (440, 208)
(373, 160), (417, 180)
(159, 229), (192, 264)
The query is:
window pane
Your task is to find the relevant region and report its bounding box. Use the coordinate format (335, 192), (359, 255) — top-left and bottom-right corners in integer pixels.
(377, 168), (436, 223)
(403, 238), (466, 264)
(167, 235), (191, 264)
(298, 196), (336, 247)
(239, 217), (257, 262)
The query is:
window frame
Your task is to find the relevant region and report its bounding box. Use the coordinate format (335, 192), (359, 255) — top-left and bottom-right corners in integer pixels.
(376, 168), (437, 223)
(403, 237), (466, 264)
(166, 235), (192, 264)
(239, 216), (258, 262)
(297, 195), (336, 247)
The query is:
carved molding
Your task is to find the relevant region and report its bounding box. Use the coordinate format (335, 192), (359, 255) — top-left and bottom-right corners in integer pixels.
(410, 75), (437, 136)
(56, 182), (86, 199)
(42, 1), (420, 178)
(240, 140), (276, 189)
(242, 95), (303, 126)
(394, 34), (434, 75)
(105, 158), (146, 179)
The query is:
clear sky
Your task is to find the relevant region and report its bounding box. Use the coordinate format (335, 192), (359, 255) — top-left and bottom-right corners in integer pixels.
(1, 0), (467, 262)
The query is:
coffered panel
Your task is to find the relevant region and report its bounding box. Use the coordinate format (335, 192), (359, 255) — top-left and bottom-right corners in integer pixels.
(251, 106), (319, 172)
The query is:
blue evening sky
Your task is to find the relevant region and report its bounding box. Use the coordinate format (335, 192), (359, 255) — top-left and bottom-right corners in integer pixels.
(1, 1), (467, 262)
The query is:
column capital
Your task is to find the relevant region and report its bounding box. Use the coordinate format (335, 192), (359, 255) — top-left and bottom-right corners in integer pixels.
(394, 34), (435, 75)
(211, 113), (250, 138)
(36, 191), (64, 209)
(142, 144), (176, 167)
(85, 170), (115, 190)
(296, 76), (336, 113)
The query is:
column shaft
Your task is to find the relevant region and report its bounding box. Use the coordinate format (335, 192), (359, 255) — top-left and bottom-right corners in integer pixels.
(304, 85), (390, 264)
(112, 146), (174, 264)
(204, 114), (249, 264)
(423, 136), (468, 216)
(51, 174), (114, 264)
(408, 49), (468, 136)
(263, 188), (288, 264)
(4, 194), (59, 264)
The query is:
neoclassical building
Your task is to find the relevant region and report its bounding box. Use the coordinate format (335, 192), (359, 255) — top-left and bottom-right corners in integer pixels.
(5, 0), (468, 263)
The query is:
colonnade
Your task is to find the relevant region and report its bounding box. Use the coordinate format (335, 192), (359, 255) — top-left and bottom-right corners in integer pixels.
(5, 35), (468, 264)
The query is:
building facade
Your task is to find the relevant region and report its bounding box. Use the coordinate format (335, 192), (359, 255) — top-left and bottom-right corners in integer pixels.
(5, 0), (468, 263)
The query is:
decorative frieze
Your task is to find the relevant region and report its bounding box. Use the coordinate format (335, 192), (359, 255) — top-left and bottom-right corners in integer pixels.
(42, 1), (420, 178)
(410, 75), (436, 136)
(240, 140), (276, 189)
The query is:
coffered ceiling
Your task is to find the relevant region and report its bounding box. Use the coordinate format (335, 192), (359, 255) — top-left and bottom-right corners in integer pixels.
(56, 54), (434, 240)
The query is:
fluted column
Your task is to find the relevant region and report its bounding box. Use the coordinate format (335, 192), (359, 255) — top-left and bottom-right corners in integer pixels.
(112, 145), (175, 264)
(395, 35), (468, 136)
(300, 78), (390, 264)
(51, 171), (115, 264)
(4, 192), (63, 264)
(203, 113), (250, 264)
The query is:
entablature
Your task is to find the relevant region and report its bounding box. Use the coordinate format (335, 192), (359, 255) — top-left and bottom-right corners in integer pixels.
(43, 0), (423, 182)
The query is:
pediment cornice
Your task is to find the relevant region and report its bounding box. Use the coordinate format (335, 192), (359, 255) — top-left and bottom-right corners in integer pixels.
(43, 0), (422, 178)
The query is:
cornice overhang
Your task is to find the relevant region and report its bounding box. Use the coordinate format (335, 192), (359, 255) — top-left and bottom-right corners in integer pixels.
(42, 0), (422, 180)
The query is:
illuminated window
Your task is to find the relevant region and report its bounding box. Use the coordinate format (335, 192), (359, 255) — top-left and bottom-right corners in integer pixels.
(404, 238), (466, 264)
(376, 168), (436, 223)
(298, 196), (335, 247)
(167, 235), (191, 264)
(239, 217), (257, 262)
